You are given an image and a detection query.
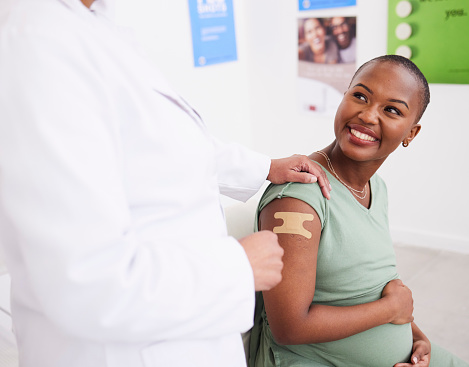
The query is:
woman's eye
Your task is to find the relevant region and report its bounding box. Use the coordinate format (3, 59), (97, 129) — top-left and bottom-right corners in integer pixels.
(353, 92), (366, 102)
(385, 106), (401, 116)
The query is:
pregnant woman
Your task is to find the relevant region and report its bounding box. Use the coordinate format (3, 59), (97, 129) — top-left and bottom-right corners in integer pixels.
(249, 55), (469, 367)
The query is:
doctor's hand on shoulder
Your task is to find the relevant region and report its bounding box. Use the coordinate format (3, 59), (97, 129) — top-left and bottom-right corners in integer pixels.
(268, 154), (331, 200)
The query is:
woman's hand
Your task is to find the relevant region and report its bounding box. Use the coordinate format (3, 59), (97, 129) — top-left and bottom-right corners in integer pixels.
(381, 279), (414, 324)
(394, 322), (431, 367)
(394, 339), (431, 366)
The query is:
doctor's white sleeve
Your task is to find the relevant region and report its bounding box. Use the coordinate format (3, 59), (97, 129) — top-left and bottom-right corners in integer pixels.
(213, 138), (271, 202)
(0, 27), (255, 343)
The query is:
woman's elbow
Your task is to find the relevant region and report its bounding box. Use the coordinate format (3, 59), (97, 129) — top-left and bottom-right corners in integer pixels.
(271, 331), (293, 346)
(270, 325), (305, 346)
(270, 322), (327, 345)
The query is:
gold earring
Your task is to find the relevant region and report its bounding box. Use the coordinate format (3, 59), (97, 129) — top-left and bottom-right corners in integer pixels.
(402, 140), (409, 147)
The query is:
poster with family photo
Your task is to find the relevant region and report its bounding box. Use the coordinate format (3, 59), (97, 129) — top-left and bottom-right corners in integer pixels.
(297, 16), (356, 115)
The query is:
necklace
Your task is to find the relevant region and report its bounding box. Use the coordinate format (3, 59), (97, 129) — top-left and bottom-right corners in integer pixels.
(316, 151), (367, 200)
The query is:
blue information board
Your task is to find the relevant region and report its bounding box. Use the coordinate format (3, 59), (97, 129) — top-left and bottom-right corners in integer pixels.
(188, 0), (238, 67)
(299, 0), (356, 11)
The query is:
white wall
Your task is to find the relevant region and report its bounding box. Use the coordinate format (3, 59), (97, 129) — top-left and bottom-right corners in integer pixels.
(115, 0), (253, 146)
(115, 1), (469, 253)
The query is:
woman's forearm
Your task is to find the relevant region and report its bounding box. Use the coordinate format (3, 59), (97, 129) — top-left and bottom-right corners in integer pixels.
(275, 298), (394, 345)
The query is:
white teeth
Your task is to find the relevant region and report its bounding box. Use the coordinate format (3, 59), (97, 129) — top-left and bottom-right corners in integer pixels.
(350, 128), (377, 142)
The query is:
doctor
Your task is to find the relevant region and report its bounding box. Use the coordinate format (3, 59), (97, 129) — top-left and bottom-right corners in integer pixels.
(0, 0), (330, 367)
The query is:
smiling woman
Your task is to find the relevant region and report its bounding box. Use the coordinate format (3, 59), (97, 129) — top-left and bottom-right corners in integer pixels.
(249, 55), (469, 367)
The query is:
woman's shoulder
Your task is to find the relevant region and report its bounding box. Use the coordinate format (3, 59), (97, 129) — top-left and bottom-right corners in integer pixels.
(371, 173), (388, 194)
(258, 181), (326, 214)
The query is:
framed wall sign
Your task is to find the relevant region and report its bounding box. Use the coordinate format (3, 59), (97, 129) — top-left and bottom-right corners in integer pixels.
(188, 0), (238, 67)
(388, 0), (469, 84)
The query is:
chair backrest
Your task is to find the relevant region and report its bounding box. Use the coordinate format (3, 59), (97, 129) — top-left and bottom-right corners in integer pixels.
(224, 195), (260, 240)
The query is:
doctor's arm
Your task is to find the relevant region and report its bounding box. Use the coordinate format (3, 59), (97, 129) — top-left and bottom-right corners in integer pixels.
(259, 197), (414, 345)
(212, 140), (331, 202)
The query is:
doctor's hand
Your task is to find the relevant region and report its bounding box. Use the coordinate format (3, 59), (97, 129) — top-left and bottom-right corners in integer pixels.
(268, 155), (331, 200)
(239, 231), (284, 291)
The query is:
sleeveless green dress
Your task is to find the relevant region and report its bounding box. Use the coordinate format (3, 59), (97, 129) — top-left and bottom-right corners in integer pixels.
(249, 166), (468, 367)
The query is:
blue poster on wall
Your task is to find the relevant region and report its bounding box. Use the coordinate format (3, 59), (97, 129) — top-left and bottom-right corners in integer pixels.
(188, 0), (238, 67)
(299, 0), (356, 11)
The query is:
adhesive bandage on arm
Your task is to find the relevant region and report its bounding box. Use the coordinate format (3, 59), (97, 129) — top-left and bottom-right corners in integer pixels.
(272, 212), (315, 239)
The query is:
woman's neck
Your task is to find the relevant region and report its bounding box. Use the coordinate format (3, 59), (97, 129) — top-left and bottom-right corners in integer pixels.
(81, 0), (95, 9)
(318, 141), (383, 190)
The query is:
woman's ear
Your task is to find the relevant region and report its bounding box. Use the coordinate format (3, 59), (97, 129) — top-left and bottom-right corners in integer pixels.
(403, 124), (421, 146)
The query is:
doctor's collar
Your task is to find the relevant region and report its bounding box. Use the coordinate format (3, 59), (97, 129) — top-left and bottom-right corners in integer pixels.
(89, 0), (116, 20)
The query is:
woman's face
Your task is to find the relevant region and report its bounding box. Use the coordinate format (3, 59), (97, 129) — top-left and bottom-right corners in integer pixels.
(333, 61), (422, 164)
(304, 19), (326, 55)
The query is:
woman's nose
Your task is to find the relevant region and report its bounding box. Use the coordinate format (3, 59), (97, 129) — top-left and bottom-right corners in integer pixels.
(358, 106), (379, 125)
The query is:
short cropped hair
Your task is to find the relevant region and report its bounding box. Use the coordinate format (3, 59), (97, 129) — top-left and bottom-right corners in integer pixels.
(351, 55), (430, 122)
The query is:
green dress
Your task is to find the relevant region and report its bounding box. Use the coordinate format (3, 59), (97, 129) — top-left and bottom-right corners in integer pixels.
(249, 166), (468, 367)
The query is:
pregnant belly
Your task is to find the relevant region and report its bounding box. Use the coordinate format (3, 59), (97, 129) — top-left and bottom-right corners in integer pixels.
(284, 323), (413, 367)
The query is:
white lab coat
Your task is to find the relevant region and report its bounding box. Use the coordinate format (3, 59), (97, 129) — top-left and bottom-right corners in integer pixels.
(0, 0), (271, 366)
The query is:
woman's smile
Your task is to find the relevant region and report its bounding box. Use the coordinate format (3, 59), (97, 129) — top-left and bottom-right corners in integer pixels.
(346, 124), (380, 147)
(349, 127), (378, 143)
